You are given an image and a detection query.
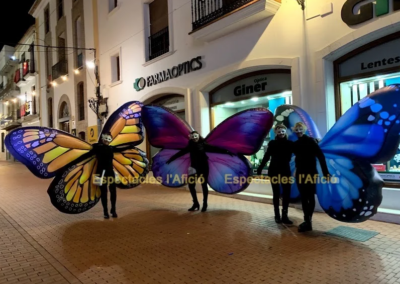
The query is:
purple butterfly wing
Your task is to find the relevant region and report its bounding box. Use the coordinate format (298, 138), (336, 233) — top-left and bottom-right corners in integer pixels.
(152, 149), (190, 187)
(207, 153), (252, 194)
(205, 108), (273, 155)
(142, 105), (193, 149)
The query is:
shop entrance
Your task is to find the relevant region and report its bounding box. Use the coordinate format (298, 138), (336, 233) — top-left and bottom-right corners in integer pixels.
(210, 70), (292, 174)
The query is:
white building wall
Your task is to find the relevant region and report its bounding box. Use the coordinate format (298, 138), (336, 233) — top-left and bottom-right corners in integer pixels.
(31, 0), (98, 136)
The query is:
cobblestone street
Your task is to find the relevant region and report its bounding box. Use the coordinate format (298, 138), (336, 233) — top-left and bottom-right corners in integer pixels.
(1, 162), (400, 284)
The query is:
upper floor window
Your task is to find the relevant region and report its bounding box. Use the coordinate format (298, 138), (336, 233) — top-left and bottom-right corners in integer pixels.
(44, 7), (50, 34)
(77, 82), (85, 121)
(111, 53), (121, 84)
(109, 0), (118, 12)
(48, 98), (53, 128)
(57, 0), (64, 20)
(75, 17), (84, 68)
(148, 0), (169, 61)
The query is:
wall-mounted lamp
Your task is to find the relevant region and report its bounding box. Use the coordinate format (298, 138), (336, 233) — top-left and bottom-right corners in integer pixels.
(3, 101), (9, 105)
(62, 75), (68, 81)
(297, 0), (305, 10)
(12, 98), (17, 103)
(51, 81), (57, 87)
(32, 91), (36, 96)
(86, 61), (95, 69)
(74, 69), (80, 74)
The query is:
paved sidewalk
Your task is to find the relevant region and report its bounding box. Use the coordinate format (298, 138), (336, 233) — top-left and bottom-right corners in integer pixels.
(1, 162), (400, 284)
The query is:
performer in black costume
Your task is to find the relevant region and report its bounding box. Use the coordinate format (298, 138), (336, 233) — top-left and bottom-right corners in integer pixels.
(257, 125), (293, 224)
(166, 131), (233, 212)
(292, 122), (329, 232)
(93, 132), (118, 219)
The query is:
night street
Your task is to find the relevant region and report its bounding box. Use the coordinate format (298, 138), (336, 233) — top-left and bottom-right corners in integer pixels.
(0, 162), (400, 284)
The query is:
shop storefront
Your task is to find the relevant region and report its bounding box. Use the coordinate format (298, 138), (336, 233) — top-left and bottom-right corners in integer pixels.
(210, 70), (292, 174)
(334, 31), (400, 184)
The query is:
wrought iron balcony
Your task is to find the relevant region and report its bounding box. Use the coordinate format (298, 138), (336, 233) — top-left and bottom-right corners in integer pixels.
(148, 27), (170, 61)
(52, 59), (68, 80)
(191, 0), (255, 31)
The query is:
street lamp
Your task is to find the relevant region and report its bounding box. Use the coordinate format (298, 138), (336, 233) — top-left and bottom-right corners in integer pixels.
(297, 0), (305, 10)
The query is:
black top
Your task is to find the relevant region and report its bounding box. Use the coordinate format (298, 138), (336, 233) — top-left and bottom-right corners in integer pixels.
(257, 138), (293, 177)
(293, 135), (329, 176)
(167, 139), (231, 170)
(92, 143), (114, 174)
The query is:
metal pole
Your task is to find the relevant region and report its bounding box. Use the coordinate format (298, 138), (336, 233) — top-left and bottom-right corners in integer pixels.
(93, 49), (103, 135)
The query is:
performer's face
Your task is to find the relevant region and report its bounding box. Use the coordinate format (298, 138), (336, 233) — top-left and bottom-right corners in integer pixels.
(294, 126), (305, 138)
(275, 128), (286, 139)
(102, 135), (112, 145)
(189, 132), (200, 143)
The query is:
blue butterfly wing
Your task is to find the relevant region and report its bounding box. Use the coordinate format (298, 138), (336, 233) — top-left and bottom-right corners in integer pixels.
(273, 105), (320, 200)
(316, 154), (383, 222)
(317, 84), (400, 222)
(274, 104), (322, 142)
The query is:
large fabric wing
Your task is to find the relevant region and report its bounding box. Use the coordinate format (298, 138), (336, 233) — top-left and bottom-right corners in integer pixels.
(5, 127), (93, 179)
(112, 148), (149, 189)
(316, 154), (383, 223)
(48, 156), (101, 214)
(273, 104), (321, 142)
(320, 85), (400, 163)
(315, 85), (400, 222)
(205, 108), (273, 155)
(100, 101), (144, 148)
(151, 149), (191, 187)
(207, 153), (252, 194)
(142, 105), (193, 149)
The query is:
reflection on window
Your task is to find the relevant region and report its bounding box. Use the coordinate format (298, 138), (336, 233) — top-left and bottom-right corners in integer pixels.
(211, 92), (292, 173)
(339, 72), (400, 179)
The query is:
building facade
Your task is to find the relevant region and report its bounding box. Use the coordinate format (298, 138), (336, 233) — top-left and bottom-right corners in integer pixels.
(29, 0), (98, 142)
(95, 0), (400, 222)
(0, 26), (40, 161)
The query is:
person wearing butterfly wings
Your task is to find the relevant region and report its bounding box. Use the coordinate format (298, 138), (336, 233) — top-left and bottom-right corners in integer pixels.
(257, 124), (294, 224)
(292, 122), (330, 232)
(166, 131), (234, 212)
(92, 132), (119, 219)
(142, 105), (273, 213)
(5, 101), (149, 218)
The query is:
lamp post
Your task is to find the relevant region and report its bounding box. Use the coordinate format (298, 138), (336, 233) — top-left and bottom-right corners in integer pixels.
(297, 0), (305, 10)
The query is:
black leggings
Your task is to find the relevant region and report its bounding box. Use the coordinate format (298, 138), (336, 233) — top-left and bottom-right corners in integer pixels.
(296, 173), (316, 220)
(100, 173), (117, 212)
(188, 169), (209, 205)
(270, 176), (291, 212)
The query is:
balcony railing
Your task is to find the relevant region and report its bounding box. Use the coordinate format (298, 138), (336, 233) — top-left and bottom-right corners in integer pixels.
(52, 59), (68, 80)
(191, 0), (254, 31)
(148, 27), (169, 61)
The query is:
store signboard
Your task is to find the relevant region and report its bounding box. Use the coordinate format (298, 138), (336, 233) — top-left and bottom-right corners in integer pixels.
(211, 73), (291, 105)
(163, 97), (185, 111)
(379, 173), (400, 181)
(87, 125), (98, 144)
(338, 37), (400, 78)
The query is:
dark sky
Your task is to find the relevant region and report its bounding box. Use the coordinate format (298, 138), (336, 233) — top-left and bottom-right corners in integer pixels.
(0, 0), (36, 50)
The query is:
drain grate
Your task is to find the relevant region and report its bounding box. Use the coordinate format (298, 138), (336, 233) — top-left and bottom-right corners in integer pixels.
(325, 226), (379, 242)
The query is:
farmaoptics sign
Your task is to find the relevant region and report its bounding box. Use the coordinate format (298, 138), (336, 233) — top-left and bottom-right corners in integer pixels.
(134, 56), (203, 91)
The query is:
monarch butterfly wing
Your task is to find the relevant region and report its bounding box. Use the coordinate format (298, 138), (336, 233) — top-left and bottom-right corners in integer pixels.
(101, 101), (144, 148)
(112, 148), (149, 189)
(5, 127), (93, 179)
(48, 156), (101, 214)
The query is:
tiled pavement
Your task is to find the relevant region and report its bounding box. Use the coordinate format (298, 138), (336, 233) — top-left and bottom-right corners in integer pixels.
(1, 162), (400, 284)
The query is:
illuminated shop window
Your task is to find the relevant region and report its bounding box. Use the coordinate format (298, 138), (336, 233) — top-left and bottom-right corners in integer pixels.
(211, 91), (292, 173)
(339, 72), (400, 178)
